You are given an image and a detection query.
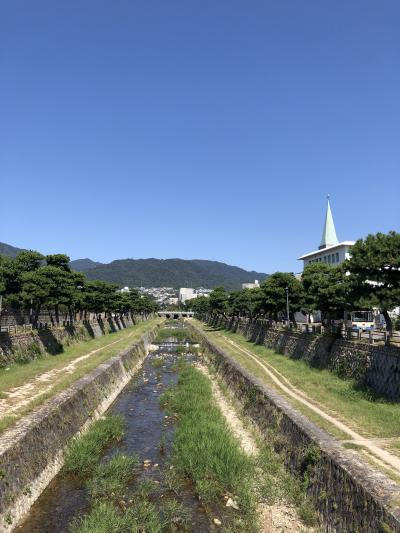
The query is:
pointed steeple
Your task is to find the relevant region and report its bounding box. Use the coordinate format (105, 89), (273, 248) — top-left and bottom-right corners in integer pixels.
(319, 195), (339, 249)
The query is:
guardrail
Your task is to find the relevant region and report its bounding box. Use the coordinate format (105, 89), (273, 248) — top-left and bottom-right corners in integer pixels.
(0, 316), (142, 335)
(0, 324), (33, 334)
(0, 320), (102, 334)
(294, 322), (400, 345)
(211, 316), (400, 348)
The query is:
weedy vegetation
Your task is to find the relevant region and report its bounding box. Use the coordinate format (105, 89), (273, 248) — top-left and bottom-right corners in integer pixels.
(69, 500), (161, 533)
(160, 365), (258, 531)
(63, 415), (125, 478)
(87, 453), (139, 501)
(156, 328), (190, 343)
(151, 357), (164, 368)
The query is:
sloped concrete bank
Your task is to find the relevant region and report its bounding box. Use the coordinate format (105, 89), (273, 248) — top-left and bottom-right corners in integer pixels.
(0, 324), (159, 532)
(189, 322), (400, 533)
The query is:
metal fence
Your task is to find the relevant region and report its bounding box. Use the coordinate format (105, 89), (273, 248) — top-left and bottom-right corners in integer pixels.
(0, 324), (33, 334)
(292, 322), (400, 346)
(0, 319), (102, 334)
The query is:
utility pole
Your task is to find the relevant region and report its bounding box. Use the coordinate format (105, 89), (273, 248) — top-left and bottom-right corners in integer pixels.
(285, 286), (290, 327)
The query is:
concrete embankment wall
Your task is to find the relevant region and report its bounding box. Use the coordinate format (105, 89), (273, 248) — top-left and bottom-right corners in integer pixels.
(0, 324), (159, 532)
(0, 314), (142, 367)
(189, 322), (400, 533)
(207, 315), (400, 401)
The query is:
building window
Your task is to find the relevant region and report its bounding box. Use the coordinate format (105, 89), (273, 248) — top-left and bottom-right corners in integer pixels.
(336, 252), (339, 262)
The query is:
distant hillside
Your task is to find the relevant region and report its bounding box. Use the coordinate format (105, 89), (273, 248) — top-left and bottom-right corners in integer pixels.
(0, 245), (102, 271)
(0, 242), (26, 258)
(69, 258), (104, 271)
(0, 242), (267, 290)
(78, 258), (267, 291)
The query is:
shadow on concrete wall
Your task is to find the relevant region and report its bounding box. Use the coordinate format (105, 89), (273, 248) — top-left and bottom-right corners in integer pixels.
(37, 329), (64, 355)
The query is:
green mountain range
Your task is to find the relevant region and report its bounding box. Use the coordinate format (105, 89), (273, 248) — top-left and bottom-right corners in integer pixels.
(72, 258), (267, 290)
(0, 242), (25, 258)
(0, 242), (267, 290)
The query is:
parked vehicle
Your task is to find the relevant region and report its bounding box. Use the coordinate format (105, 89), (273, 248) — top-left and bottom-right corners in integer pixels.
(349, 311), (375, 331)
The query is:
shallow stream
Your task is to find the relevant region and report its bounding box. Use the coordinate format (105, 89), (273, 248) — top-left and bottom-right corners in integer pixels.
(16, 325), (210, 532)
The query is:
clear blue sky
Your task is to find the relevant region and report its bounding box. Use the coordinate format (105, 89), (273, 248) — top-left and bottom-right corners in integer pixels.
(1, 1), (399, 274)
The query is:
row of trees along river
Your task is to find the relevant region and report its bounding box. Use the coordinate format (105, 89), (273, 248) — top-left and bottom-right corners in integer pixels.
(0, 252), (158, 325)
(187, 231), (400, 335)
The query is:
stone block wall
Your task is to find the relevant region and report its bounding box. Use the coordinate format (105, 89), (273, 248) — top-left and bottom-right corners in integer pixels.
(369, 346), (400, 400)
(0, 314), (139, 367)
(190, 322), (400, 533)
(0, 309), (109, 328)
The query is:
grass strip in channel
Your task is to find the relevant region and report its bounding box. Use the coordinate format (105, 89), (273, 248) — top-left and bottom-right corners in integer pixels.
(160, 365), (257, 531)
(87, 452), (139, 501)
(69, 500), (161, 533)
(63, 415), (125, 478)
(155, 328), (190, 343)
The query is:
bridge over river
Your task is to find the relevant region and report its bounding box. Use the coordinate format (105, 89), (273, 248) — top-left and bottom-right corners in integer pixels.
(157, 311), (194, 319)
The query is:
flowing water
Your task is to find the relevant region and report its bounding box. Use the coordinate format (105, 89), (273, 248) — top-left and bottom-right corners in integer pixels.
(16, 325), (210, 532)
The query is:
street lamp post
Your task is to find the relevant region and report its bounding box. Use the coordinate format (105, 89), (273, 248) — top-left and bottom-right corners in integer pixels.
(285, 286), (290, 327)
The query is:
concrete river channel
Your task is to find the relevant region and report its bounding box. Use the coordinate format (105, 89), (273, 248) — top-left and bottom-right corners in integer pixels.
(15, 322), (211, 533)
(9, 320), (399, 533)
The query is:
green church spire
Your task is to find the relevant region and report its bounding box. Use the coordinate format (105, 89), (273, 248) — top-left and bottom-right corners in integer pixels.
(319, 195), (339, 249)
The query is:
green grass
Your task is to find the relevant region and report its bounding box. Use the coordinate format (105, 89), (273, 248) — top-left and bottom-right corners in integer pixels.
(161, 498), (191, 530)
(0, 318), (161, 434)
(200, 328), (348, 440)
(342, 442), (364, 451)
(155, 328), (190, 342)
(160, 365), (257, 532)
(87, 453), (139, 501)
(0, 318), (161, 395)
(151, 357), (164, 368)
(69, 500), (162, 533)
(71, 473), (162, 533)
(126, 499), (162, 532)
(63, 415), (125, 478)
(197, 321), (400, 439)
(69, 501), (132, 533)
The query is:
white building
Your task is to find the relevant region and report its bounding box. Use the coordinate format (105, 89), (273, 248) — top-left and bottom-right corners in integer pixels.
(242, 280), (260, 290)
(179, 288), (197, 304)
(298, 197), (355, 270)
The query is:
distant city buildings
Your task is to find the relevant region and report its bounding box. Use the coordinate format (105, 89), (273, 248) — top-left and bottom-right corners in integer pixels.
(179, 288), (196, 303)
(119, 286), (130, 293)
(137, 286), (177, 306)
(179, 287), (212, 304)
(298, 197), (355, 270)
(241, 280), (260, 290)
(116, 286), (212, 308)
